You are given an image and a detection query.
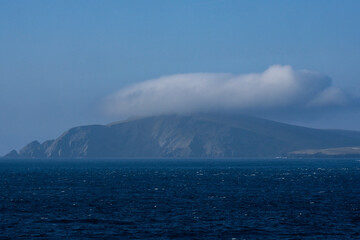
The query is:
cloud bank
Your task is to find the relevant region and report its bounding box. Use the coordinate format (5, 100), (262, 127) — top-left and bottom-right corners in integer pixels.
(104, 65), (350, 118)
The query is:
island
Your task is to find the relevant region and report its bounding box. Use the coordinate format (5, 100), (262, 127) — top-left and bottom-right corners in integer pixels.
(4, 113), (360, 159)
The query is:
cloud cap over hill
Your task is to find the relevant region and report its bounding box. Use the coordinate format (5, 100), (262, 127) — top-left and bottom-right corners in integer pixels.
(104, 65), (350, 118)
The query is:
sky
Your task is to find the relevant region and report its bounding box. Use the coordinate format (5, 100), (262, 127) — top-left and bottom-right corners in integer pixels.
(1, 0), (360, 155)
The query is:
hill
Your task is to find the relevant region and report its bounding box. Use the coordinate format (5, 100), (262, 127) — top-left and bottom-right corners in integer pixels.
(4, 113), (360, 158)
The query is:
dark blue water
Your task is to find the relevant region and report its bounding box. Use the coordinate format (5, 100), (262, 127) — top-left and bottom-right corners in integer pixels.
(1, 159), (360, 239)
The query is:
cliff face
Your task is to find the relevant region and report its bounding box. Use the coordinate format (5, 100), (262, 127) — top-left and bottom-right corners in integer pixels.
(5, 113), (360, 158)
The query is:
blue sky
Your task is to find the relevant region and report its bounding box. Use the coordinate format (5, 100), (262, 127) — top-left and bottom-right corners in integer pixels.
(1, 0), (360, 155)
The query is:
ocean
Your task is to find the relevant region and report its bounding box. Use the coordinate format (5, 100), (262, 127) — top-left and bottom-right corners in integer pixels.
(1, 159), (360, 239)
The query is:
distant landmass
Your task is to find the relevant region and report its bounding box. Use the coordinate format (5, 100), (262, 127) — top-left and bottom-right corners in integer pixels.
(288, 146), (360, 158)
(4, 113), (360, 159)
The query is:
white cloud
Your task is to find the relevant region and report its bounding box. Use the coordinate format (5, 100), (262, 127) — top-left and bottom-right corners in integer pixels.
(308, 86), (349, 107)
(103, 65), (350, 118)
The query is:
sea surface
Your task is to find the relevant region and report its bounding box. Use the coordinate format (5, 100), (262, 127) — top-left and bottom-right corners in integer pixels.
(1, 159), (360, 239)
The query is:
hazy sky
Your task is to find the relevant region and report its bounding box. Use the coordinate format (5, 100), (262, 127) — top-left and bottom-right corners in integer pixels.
(1, 0), (360, 155)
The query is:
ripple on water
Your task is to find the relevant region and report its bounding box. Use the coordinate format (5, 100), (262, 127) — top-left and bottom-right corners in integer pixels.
(1, 159), (360, 239)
